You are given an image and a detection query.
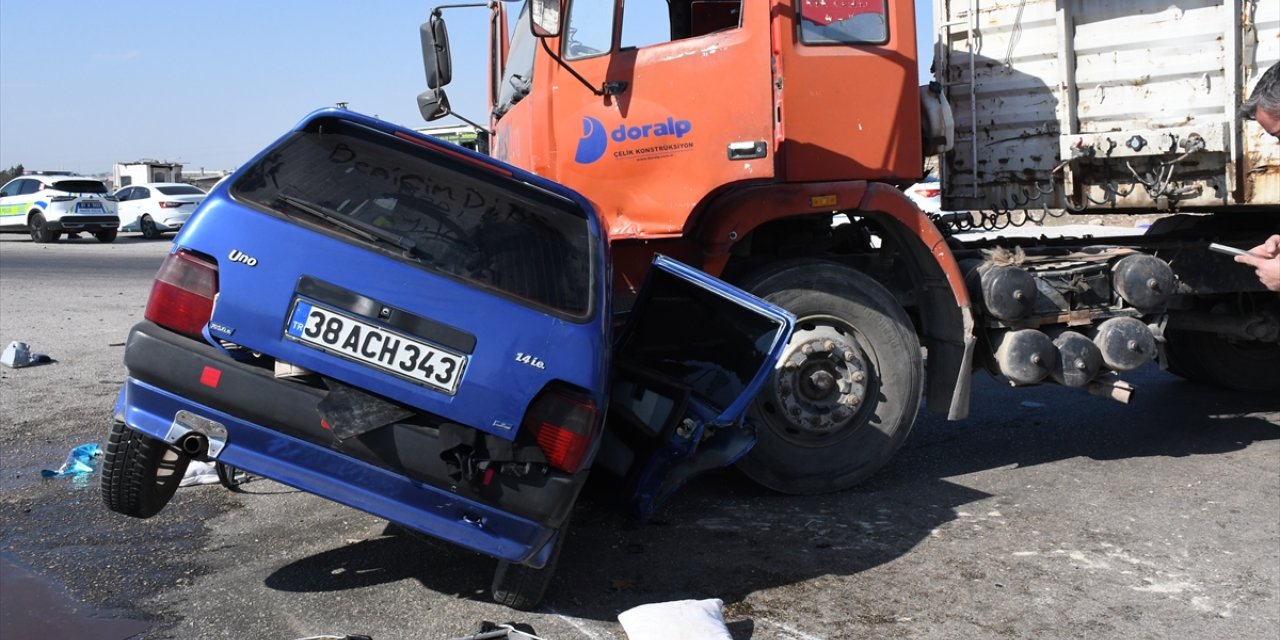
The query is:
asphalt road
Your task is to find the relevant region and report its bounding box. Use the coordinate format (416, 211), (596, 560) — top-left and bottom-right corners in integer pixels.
(1, 235), (1277, 639)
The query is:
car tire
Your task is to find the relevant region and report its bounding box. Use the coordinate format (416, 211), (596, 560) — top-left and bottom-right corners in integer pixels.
(28, 213), (54, 243)
(101, 421), (190, 519)
(140, 215), (162, 240)
(735, 260), (923, 495)
(491, 520), (569, 610)
(95, 229), (118, 243)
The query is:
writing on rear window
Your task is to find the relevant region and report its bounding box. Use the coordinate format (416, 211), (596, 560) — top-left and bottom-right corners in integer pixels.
(233, 118), (595, 319)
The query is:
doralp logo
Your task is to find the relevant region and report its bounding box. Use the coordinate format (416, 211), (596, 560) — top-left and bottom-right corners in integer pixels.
(574, 115), (694, 165)
(575, 116), (609, 164)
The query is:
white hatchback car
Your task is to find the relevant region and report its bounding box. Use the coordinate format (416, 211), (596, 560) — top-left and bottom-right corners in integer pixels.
(0, 174), (119, 243)
(113, 182), (206, 239)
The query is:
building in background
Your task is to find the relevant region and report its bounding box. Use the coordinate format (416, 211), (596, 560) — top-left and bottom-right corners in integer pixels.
(114, 160), (182, 188)
(183, 170), (233, 191)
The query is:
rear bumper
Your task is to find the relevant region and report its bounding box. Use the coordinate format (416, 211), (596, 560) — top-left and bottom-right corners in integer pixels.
(117, 321), (576, 565)
(47, 215), (119, 231)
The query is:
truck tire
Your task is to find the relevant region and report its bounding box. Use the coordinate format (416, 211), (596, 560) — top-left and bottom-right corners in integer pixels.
(491, 522), (568, 610)
(736, 260), (923, 494)
(101, 421), (190, 519)
(1162, 329), (1280, 392)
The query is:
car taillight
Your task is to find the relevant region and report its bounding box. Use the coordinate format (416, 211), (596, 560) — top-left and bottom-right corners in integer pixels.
(916, 188), (941, 198)
(159, 201), (185, 208)
(144, 250), (218, 338)
(526, 388), (598, 474)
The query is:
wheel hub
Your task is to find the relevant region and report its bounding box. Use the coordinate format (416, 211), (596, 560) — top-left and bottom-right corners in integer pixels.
(771, 323), (870, 436)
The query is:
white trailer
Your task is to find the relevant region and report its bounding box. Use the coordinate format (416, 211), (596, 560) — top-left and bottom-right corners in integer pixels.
(934, 0), (1279, 213)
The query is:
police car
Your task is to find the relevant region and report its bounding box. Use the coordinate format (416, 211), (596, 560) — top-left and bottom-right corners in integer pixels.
(0, 173), (120, 243)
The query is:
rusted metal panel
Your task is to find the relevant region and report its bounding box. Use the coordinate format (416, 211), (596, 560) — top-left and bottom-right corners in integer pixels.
(936, 0), (1280, 213)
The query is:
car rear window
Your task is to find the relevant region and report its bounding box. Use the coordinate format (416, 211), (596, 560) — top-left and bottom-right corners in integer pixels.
(156, 185), (205, 196)
(232, 118), (595, 318)
(49, 180), (109, 194)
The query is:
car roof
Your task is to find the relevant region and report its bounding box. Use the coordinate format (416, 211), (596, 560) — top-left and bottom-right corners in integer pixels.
(125, 182), (204, 189)
(29, 175), (102, 184)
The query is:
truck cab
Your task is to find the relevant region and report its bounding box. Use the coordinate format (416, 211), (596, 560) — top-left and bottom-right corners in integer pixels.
(422, 0), (973, 496)
(420, 0), (1279, 498)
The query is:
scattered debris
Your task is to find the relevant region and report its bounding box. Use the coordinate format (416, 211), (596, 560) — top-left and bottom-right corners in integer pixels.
(448, 622), (541, 640)
(180, 460), (220, 487)
(40, 444), (101, 479)
(293, 635), (373, 640)
(2, 341), (52, 368)
(618, 598), (733, 640)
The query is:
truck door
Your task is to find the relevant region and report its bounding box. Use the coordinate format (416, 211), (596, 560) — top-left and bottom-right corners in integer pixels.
(776, 0), (923, 182)
(605, 255), (795, 521)
(545, 0), (775, 238)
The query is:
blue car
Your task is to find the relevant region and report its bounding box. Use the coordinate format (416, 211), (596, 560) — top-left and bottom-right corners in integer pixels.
(101, 108), (793, 609)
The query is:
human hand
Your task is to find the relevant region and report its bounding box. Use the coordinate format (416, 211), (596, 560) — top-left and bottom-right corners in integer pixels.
(1236, 234), (1280, 292)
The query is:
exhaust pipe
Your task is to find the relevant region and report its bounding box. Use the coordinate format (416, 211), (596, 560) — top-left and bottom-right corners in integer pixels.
(178, 433), (208, 457)
(162, 410), (228, 459)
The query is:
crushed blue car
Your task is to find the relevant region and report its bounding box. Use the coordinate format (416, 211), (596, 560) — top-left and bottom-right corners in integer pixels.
(100, 108), (794, 609)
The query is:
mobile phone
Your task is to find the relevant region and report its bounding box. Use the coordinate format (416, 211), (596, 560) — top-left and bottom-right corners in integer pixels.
(1208, 243), (1250, 258)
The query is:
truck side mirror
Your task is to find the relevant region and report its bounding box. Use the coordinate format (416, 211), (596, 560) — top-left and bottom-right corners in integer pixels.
(420, 16), (452, 89)
(417, 88), (452, 122)
(529, 0), (562, 38)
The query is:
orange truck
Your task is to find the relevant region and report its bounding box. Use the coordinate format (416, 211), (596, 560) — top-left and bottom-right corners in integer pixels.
(418, 0), (1279, 495)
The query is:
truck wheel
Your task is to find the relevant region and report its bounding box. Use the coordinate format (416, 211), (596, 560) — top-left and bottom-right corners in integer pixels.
(491, 522), (569, 610)
(28, 213), (54, 243)
(1162, 329), (1280, 392)
(95, 229), (118, 243)
(737, 260), (923, 494)
(140, 215), (161, 239)
(101, 421), (190, 519)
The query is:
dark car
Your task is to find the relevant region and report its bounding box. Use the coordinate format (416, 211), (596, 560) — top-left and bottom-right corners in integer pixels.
(102, 109), (793, 609)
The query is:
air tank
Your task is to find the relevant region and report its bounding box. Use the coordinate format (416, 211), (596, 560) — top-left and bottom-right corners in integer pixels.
(993, 329), (1056, 385)
(1093, 317), (1156, 372)
(1050, 331), (1103, 387)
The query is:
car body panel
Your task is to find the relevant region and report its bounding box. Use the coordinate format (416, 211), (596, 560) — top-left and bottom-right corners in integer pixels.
(114, 108), (794, 566)
(114, 183), (206, 234)
(0, 175), (119, 233)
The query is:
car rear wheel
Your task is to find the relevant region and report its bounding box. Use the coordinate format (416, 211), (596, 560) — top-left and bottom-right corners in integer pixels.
(28, 213), (54, 243)
(95, 229), (118, 243)
(736, 260), (924, 494)
(101, 421), (190, 519)
(491, 520), (569, 610)
(140, 215), (162, 239)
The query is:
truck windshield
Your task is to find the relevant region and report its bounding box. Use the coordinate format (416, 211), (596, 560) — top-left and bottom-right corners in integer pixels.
(232, 117), (595, 319)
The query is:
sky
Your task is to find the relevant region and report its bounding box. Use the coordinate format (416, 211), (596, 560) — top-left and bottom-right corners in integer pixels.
(0, 0), (934, 176)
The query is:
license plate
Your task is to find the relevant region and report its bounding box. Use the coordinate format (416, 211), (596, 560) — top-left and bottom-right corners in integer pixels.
(285, 300), (467, 394)
(76, 201), (102, 211)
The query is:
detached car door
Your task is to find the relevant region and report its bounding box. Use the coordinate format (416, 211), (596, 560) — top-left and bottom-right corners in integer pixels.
(606, 255), (795, 520)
